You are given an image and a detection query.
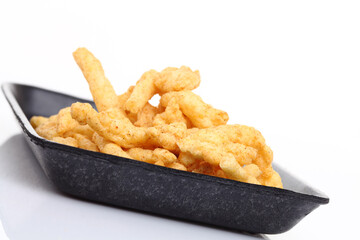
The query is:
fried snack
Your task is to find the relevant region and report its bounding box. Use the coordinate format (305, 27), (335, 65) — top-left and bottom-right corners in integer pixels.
(215, 124), (275, 178)
(134, 102), (158, 127)
(220, 156), (260, 185)
(31, 47), (283, 188)
(72, 133), (98, 152)
(147, 122), (187, 152)
(160, 91), (229, 128)
(63, 125), (95, 139)
(33, 115), (59, 139)
(191, 161), (216, 175)
(118, 86), (137, 123)
(125, 70), (159, 114)
(56, 107), (79, 135)
(153, 98), (192, 127)
(30, 116), (49, 129)
(52, 136), (78, 148)
(73, 48), (119, 112)
(178, 152), (197, 168)
(92, 132), (130, 158)
(127, 148), (177, 165)
(155, 66), (200, 93)
(168, 162), (187, 171)
(71, 102), (148, 148)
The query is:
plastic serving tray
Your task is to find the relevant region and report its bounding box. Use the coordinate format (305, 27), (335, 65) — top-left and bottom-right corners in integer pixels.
(2, 83), (329, 234)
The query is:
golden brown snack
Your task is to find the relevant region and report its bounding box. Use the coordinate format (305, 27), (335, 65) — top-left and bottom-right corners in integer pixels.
(117, 86), (137, 123)
(219, 156), (260, 184)
(92, 132), (130, 158)
(153, 98), (192, 127)
(56, 107), (79, 135)
(134, 102), (158, 127)
(63, 125), (95, 140)
(147, 122), (187, 152)
(178, 152), (197, 168)
(71, 102), (148, 148)
(33, 115), (59, 139)
(127, 148), (177, 165)
(52, 136), (78, 148)
(125, 70), (159, 114)
(168, 162), (187, 171)
(73, 133), (98, 152)
(160, 91), (229, 128)
(30, 116), (48, 129)
(155, 66), (200, 93)
(31, 47), (283, 188)
(73, 48), (119, 112)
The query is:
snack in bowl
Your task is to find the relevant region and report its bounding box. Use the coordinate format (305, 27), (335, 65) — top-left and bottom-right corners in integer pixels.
(30, 47), (283, 188)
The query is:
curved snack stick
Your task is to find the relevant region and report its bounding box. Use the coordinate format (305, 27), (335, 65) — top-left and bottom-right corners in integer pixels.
(118, 86), (137, 123)
(73, 133), (99, 152)
(178, 138), (230, 166)
(257, 169), (283, 188)
(30, 116), (48, 129)
(127, 148), (155, 163)
(179, 127), (258, 166)
(92, 132), (130, 158)
(52, 136), (78, 148)
(223, 142), (258, 166)
(127, 148), (177, 165)
(155, 66), (200, 93)
(154, 160), (165, 166)
(71, 102), (148, 148)
(160, 91), (229, 128)
(178, 152), (197, 168)
(243, 164), (262, 178)
(73, 48), (119, 112)
(34, 115), (58, 139)
(168, 162), (187, 171)
(191, 161), (216, 176)
(56, 107), (79, 135)
(219, 156), (260, 184)
(153, 98), (192, 127)
(125, 70), (159, 114)
(146, 122), (187, 152)
(63, 125), (95, 140)
(216, 124), (273, 174)
(134, 102), (158, 127)
(118, 86), (134, 110)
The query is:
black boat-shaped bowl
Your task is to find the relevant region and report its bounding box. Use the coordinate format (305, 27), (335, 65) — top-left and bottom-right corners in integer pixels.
(2, 83), (329, 234)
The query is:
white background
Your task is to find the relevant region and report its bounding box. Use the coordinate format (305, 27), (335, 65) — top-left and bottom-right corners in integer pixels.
(0, 1), (359, 239)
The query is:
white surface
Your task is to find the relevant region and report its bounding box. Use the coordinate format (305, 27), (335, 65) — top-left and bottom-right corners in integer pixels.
(0, 1), (359, 239)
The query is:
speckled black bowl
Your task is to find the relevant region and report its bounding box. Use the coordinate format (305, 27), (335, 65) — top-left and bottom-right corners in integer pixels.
(2, 83), (329, 234)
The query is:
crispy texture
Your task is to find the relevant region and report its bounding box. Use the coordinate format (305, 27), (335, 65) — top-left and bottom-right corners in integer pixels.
(73, 48), (119, 112)
(168, 162), (187, 171)
(118, 86), (137, 123)
(52, 137), (78, 148)
(63, 125), (95, 139)
(32, 48), (282, 188)
(153, 98), (192, 127)
(125, 70), (159, 114)
(160, 91), (229, 128)
(92, 132), (130, 158)
(127, 148), (177, 165)
(73, 133), (98, 152)
(147, 122), (187, 152)
(71, 102), (148, 148)
(178, 152), (197, 167)
(30, 116), (48, 129)
(56, 107), (79, 135)
(134, 102), (158, 127)
(155, 66), (200, 93)
(34, 115), (58, 139)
